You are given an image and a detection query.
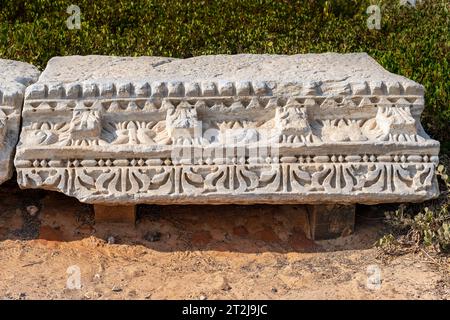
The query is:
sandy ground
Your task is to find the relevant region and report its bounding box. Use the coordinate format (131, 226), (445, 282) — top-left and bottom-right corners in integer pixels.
(0, 179), (449, 300)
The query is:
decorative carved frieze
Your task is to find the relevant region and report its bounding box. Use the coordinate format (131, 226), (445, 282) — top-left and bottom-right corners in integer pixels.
(15, 53), (440, 204)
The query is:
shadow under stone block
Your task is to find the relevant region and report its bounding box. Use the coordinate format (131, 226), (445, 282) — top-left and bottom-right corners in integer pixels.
(94, 205), (136, 224)
(306, 205), (355, 240)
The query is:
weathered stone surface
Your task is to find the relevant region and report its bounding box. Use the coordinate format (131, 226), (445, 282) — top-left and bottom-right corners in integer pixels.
(15, 53), (440, 205)
(0, 59), (39, 184)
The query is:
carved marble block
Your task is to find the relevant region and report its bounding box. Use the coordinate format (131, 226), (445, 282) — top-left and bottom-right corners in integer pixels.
(0, 59), (39, 184)
(15, 53), (440, 205)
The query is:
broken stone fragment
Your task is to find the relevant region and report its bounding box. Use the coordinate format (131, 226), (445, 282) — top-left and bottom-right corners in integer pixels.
(0, 59), (40, 184)
(14, 53), (439, 206)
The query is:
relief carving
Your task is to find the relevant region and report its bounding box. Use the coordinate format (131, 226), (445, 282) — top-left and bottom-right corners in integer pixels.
(165, 100), (202, 145)
(274, 99), (315, 143)
(14, 54), (440, 204)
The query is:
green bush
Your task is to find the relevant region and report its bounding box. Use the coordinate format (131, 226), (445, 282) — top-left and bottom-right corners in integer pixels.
(0, 0), (448, 146)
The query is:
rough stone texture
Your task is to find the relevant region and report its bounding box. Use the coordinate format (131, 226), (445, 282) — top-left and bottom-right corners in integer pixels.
(0, 59), (40, 184)
(15, 53), (440, 205)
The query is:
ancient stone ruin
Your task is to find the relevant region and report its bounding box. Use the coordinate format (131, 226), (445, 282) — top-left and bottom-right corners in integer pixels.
(0, 59), (39, 184)
(10, 53), (440, 238)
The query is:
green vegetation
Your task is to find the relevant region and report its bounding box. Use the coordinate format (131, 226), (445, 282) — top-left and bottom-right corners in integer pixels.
(0, 0), (448, 145)
(379, 155), (450, 254)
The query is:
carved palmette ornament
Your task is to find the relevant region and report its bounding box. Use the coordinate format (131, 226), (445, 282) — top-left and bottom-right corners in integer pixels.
(15, 155), (438, 204)
(14, 54), (440, 204)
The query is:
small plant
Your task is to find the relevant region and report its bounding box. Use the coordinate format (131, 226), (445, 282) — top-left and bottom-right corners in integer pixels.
(380, 157), (450, 254)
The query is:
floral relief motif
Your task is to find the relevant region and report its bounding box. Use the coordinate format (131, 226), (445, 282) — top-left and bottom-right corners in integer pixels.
(16, 157), (438, 203)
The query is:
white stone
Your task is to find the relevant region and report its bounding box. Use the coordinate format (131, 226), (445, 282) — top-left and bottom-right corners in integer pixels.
(15, 53), (439, 205)
(0, 59), (39, 184)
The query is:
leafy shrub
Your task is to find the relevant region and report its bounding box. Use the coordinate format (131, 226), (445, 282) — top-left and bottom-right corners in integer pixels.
(0, 0), (448, 145)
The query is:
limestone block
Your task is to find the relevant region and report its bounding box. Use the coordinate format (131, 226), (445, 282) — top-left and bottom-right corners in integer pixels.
(0, 59), (39, 184)
(15, 53), (440, 205)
